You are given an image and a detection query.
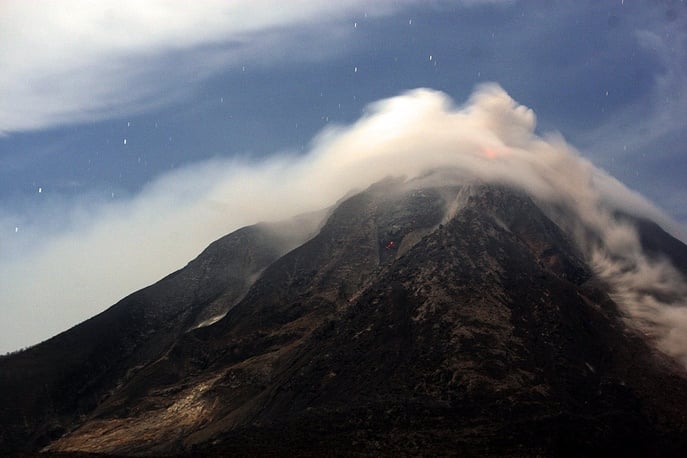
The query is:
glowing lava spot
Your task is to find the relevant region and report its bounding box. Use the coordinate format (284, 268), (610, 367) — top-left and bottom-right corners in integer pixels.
(482, 146), (498, 159)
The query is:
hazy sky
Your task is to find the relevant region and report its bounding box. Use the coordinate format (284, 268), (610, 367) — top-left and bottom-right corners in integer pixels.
(1, 0), (686, 353)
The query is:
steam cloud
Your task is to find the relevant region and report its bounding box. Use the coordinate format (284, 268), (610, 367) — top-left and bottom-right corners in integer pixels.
(1, 84), (686, 366)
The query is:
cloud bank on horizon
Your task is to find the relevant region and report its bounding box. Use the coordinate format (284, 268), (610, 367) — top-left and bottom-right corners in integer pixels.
(2, 83), (687, 366)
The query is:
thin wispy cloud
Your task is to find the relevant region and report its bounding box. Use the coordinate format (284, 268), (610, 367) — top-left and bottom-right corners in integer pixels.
(580, 21), (687, 154)
(0, 0), (400, 134)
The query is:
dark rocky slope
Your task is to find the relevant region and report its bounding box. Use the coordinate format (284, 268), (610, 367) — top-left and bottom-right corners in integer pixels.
(2, 180), (687, 456)
(0, 215), (321, 451)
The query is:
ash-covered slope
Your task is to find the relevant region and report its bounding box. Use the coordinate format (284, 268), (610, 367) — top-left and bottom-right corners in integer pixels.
(3, 179), (687, 456)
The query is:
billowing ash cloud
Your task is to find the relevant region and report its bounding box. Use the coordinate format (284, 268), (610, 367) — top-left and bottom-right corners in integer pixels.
(2, 84), (686, 365)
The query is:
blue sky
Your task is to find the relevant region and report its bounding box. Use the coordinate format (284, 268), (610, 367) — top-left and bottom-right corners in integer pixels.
(1, 0), (686, 353)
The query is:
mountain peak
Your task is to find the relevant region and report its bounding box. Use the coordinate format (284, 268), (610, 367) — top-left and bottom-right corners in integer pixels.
(2, 180), (687, 455)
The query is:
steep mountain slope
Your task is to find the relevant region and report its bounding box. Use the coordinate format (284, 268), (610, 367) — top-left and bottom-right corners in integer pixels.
(2, 179), (687, 456)
(0, 214), (322, 451)
(632, 216), (687, 275)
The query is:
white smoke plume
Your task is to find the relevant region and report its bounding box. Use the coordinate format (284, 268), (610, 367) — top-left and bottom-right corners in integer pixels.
(1, 84), (686, 365)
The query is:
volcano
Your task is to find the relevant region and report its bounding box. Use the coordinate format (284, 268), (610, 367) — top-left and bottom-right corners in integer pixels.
(2, 176), (687, 456)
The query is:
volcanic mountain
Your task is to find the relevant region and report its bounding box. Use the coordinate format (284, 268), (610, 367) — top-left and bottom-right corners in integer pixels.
(2, 175), (687, 456)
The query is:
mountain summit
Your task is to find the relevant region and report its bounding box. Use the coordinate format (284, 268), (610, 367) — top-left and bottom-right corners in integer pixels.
(2, 176), (687, 456)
